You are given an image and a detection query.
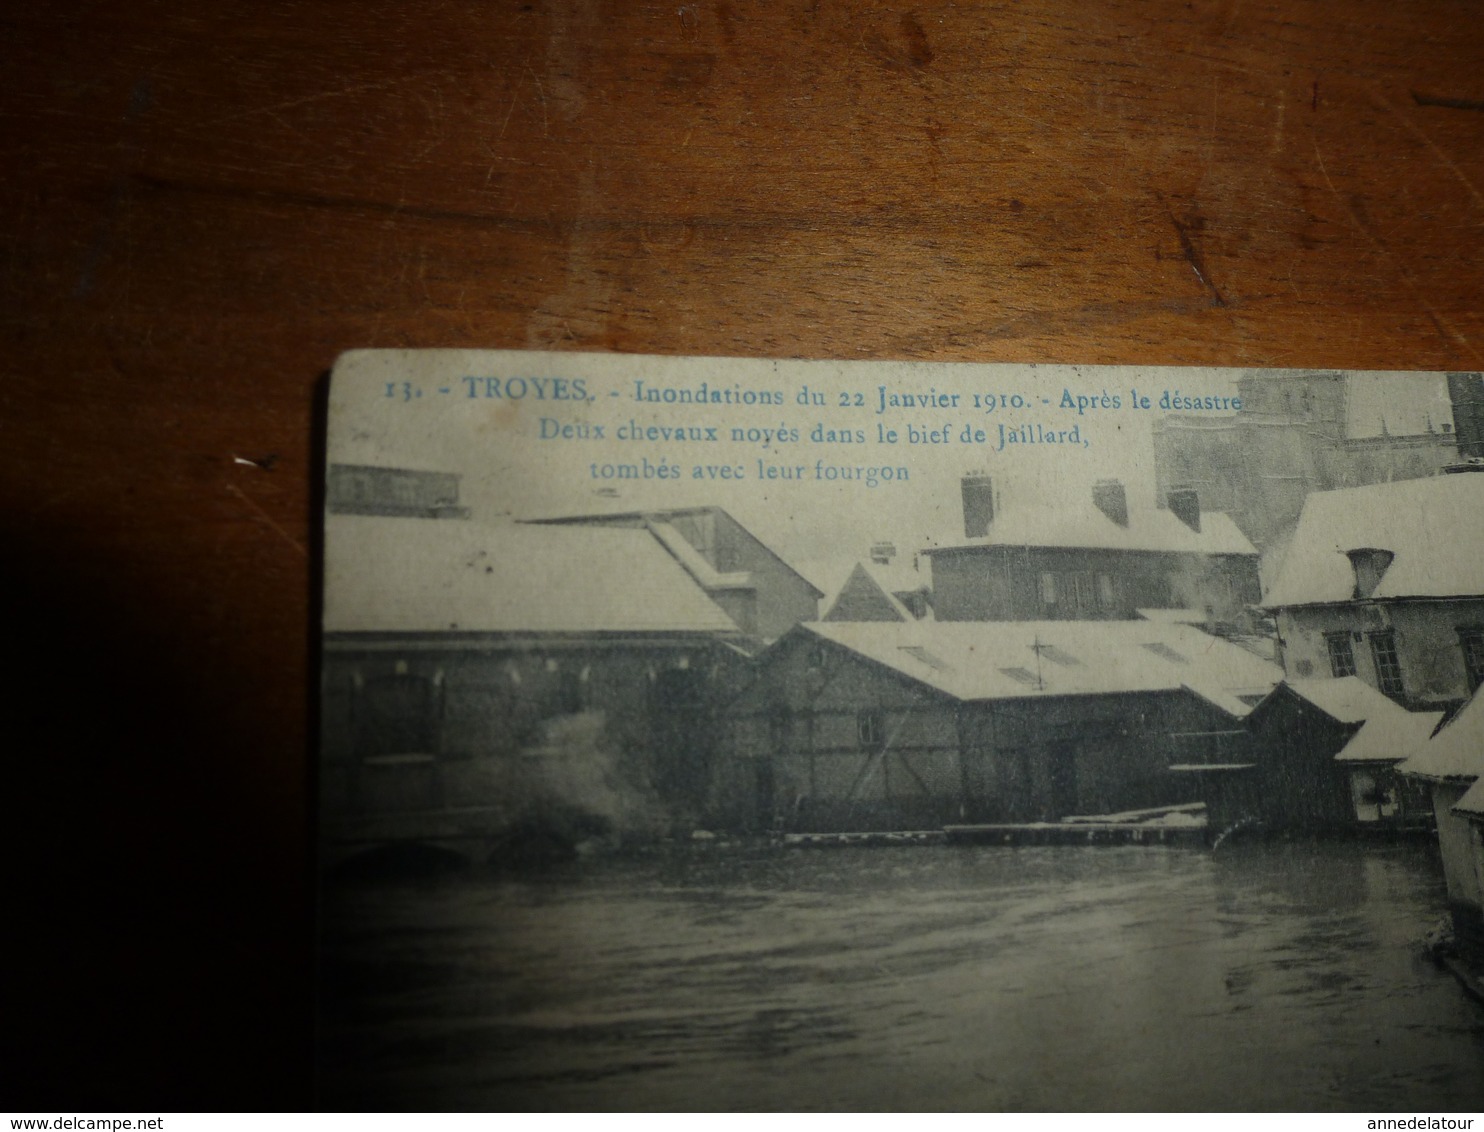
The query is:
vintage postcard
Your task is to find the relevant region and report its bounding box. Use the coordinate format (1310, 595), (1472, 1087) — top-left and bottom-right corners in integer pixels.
(318, 352), (1484, 1111)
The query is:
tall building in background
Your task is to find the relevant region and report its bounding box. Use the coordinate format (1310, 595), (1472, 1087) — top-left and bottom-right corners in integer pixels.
(327, 463), (470, 520)
(1449, 372), (1484, 459)
(1152, 370), (1463, 549)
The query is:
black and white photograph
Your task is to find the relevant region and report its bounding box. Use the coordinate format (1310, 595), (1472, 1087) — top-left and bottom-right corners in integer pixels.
(317, 350), (1484, 1110)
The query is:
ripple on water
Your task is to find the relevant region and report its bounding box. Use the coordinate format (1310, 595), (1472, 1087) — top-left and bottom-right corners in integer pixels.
(319, 841), (1484, 1110)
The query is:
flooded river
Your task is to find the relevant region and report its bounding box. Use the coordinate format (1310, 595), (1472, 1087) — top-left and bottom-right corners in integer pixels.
(318, 840), (1484, 1110)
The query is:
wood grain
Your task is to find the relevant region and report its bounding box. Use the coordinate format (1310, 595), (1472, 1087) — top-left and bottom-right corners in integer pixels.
(5, 0), (1482, 1106)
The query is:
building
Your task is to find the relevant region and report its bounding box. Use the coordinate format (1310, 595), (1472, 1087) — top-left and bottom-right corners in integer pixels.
(523, 505), (822, 642)
(327, 463), (470, 519)
(1263, 474), (1484, 711)
(715, 619), (1281, 833)
(1152, 370), (1461, 549)
(1191, 678), (1442, 833)
(1449, 372), (1484, 460)
(922, 476), (1260, 627)
(818, 542), (933, 623)
(321, 516), (746, 862)
(1399, 688), (1484, 966)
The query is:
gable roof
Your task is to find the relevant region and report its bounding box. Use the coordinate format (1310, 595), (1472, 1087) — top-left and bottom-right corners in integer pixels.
(820, 562), (920, 623)
(792, 620), (1281, 711)
(1398, 686), (1484, 784)
(1334, 703), (1445, 764)
(1257, 678), (1453, 764)
(923, 504), (1255, 557)
(324, 515), (740, 635)
(1263, 475), (1484, 607)
(1270, 676), (1402, 725)
(523, 504), (824, 598)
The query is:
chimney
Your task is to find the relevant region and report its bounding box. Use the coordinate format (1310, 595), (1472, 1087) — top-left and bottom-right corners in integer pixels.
(1092, 478), (1129, 527)
(1168, 487), (1201, 532)
(961, 473), (994, 539)
(869, 541), (896, 565)
(1345, 548), (1394, 599)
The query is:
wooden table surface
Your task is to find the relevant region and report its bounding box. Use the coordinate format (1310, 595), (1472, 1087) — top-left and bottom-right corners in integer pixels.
(6, 0), (1482, 1107)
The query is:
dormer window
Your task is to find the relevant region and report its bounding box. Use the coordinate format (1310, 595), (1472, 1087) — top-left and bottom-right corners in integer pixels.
(1345, 548), (1395, 600)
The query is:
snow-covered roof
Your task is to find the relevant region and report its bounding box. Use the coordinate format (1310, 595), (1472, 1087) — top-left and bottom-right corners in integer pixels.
(1335, 709), (1444, 764)
(1268, 678), (1449, 761)
(1263, 475), (1484, 607)
(796, 620), (1281, 710)
(1454, 777), (1484, 818)
(924, 504), (1255, 558)
(524, 504), (823, 597)
(324, 515), (740, 635)
(1398, 687), (1484, 784)
(647, 521), (753, 591)
(1273, 677), (1404, 725)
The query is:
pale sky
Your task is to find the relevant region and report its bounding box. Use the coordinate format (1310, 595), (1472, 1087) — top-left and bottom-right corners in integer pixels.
(328, 350), (1453, 568)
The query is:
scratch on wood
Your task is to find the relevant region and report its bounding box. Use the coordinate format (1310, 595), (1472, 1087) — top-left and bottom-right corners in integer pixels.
(523, 65), (549, 137)
(1169, 211), (1227, 307)
(1313, 141), (1481, 364)
(210, 80), (400, 125)
(497, 72), (524, 140)
(227, 483), (306, 557)
(1374, 89), (1484, 210)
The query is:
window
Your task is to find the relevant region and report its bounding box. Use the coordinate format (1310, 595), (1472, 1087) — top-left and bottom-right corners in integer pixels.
(998, 666), (1042, 687)
(857, 709), (886, 751)
(1325, 632), (1357, 678)
(899, 645), (948, 670)
(1369, 631), (1405, 698)
(1141, 642), (1189, 664)
(1097, 574), (1116, 610)
(1038, 572), (1057, 607)
(1039, 571), (1100, 616)
(1069, 572), (1094, 615)
(1033, 644), (1081, 667)
(1460, 628), (1484, 693)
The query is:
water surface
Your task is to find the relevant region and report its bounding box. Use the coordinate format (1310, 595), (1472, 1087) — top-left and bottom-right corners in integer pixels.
(318, 841), (1484, 1110)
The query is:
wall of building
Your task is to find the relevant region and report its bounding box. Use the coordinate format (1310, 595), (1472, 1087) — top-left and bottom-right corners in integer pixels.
(929, 546), (1258, 623)
(1153, 373), (1460, 550)
(1429, 783), (1484, 961)
(956, 691), (1231, 822)
(322, 637), (736, 845)
(1276, 599), (1484, 709)
(710, 510), (820, 639)
(326, 464), (468, 519)
(717, 636), (963, 831)
(718, 634), (1242, 831)
(1242, 691), (1358, 827)
(1448, 373), (1484, 459)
